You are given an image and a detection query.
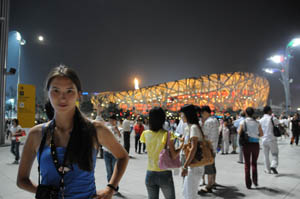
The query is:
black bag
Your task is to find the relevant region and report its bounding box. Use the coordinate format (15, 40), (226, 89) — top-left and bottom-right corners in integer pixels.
(271, 117), (282, 137)
(36, 184), (59, 199)
(239, 121), (249, 146)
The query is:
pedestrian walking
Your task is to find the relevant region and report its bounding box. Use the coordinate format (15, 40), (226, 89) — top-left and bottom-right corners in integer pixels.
(122, 113), (132, 154)
(103, 114), (122, 194)
(180, 104), (205, 199)
(140, 107), (181, 199)
(238, 107), (263, 189)
(16, 65), (129, 199)
(234, 111), (246, 164)
(228, 118), (238, 154)
(220, 118), (230, 155)
(9, 118), (23, 164)
(259, 106), (280, 174)
(199, 106), (219, 193)
(290, 113), (300, 145)
(134, 117), (144, 154)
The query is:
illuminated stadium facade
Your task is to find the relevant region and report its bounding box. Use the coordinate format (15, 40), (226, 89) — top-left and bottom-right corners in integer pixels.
(91, 72), (270, 114)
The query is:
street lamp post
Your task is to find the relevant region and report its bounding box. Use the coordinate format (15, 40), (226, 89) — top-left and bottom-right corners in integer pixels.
(267, 38), (300, 115)
(16, 32), (26, 86)
(0, 0), (10, 145)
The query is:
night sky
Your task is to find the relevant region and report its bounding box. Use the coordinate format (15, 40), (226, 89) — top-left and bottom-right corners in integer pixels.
(9, 0), (300, 109)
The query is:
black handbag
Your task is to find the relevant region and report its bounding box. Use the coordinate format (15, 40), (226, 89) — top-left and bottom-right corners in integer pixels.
(271, 117), (282, 137)
(239, 121), (249, 146)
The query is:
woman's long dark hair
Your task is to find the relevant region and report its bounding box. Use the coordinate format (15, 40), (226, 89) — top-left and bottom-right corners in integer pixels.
(180, 104), (203, 136)
(149, 107), (165, 132)
(45, 65), (97, 171)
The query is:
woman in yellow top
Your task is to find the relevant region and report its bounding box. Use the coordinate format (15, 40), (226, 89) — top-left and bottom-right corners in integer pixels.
(140, 107), (181, 199)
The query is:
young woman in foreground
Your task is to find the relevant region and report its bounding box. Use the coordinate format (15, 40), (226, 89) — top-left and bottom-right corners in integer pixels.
(17, 65), (129, 199)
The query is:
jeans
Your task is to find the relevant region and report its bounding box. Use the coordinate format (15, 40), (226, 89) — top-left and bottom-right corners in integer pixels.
(104, 151), (117, 182)
(262, 140), (279, 171)
(123, 131), (131, 154)
(243, 142), (259, 188)
(11, 140), (20, 161)
(183, 166), (204, 199)
(237, 134), (244, 162)
(291, 131), (299, 145)
(135, 134), (141, 153)
(145, 170), (175, 199)
(230, 134), (238, 151)
(221, 133), (230, 153)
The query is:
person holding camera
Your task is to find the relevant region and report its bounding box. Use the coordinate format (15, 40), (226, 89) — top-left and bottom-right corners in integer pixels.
(16, 65), (129, 199)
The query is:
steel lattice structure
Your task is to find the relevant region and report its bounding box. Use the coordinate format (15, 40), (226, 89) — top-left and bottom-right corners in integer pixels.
(91, 72), (269, 113)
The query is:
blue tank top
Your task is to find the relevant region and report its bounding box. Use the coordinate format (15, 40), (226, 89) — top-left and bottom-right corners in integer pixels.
(37, 146), (97, 199)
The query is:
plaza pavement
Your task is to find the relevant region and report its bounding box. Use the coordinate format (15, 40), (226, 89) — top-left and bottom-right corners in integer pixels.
(0, 136), (300, 199)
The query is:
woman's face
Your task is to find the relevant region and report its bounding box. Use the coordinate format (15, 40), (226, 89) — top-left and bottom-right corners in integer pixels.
(48, 76), (80, 114)
(12, 120), (17, 127)
(181, 113), (187, 123)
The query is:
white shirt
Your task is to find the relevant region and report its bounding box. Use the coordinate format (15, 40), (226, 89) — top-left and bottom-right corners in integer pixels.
(10, 125), (21, 141)
(122, 119), (131, 132)
(95, 115), (104, 122)
(175, 119), (187, 136)
(220, 124), (230, 138)
(240, 117), (260, 139)
(259, 114), (279, 142)
(201, 117), (219, 153)
(184, 124), (203, 145)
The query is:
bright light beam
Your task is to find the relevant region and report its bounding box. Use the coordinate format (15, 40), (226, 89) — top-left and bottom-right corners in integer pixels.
(288, 38), (300, 48)
(264, 68), (274, 74)
(268, 55), (284, 64)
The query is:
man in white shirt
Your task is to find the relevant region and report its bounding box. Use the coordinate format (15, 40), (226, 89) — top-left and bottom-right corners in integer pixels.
(259, 106), (279, 174)
(199, 106), (219, 193)
(122, 113), (132, 154)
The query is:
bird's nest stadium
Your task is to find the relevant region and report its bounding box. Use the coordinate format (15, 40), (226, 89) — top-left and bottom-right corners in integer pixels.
(91, 72), (269, 114)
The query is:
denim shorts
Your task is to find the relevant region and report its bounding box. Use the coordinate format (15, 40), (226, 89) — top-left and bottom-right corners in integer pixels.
(145, 170), (175, 199)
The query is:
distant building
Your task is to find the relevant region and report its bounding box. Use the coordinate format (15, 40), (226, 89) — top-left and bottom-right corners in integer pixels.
(92, 72), (269, 114)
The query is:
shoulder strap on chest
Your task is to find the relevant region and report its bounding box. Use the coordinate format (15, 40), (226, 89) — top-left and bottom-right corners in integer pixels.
(38, 122), (53, 184)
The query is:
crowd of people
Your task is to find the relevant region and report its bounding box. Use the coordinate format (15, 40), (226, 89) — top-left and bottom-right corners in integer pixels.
(12, 65), (300, 199)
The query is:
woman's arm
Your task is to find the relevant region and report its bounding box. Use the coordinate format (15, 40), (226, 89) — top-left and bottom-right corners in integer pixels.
(94, 121), (129, 197)
(237, 123), (243, 135)
(168, 137), (183, 160)
(258, 124), (263, 137)
(17, 124), (43, 193)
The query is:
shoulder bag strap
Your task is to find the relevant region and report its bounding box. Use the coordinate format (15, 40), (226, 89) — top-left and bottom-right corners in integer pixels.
(38, 122), (51, 185)
(271, 116), (275, 127)
(164, 131), (169, 149)
(198, 125), (206, 142)
(244, 119), (247, 133)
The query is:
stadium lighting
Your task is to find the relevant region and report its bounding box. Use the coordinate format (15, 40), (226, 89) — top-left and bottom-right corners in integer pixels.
(287, 38), (300, 48)
(266, 37), (300, 115)
(263, 68), (274, 74)
(268, 55), (284, 64)
(134, 78), (139, 90)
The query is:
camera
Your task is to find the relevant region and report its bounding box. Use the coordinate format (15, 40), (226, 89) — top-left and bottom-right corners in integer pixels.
(35, 184), (59, 199)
